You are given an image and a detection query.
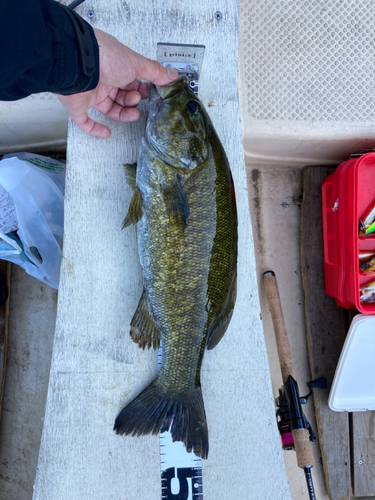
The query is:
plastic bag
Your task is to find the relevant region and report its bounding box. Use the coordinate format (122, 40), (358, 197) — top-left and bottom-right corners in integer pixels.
(0, 152), (65, 289)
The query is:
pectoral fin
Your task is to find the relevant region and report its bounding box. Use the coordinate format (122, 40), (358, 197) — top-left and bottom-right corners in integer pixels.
(206, 272), (237, 350)
(122, 186), (142, 228)
(130, 290), (161, 350)
(123, 163), (137, 189)
(162, 177), (189, 227)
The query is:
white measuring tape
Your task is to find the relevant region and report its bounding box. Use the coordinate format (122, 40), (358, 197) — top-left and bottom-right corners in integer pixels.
(156, 43), (206, 498)
(158, 344), (203, 500)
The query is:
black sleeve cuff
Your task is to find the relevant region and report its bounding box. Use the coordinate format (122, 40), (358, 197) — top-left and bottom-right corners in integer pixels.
(55, 6), (99, 95)
(0, 0), (99, 101)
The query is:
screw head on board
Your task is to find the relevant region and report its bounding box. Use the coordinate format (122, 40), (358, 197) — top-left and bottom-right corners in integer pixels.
(87, 10), (95, 18)
(215, 11), (222, 20)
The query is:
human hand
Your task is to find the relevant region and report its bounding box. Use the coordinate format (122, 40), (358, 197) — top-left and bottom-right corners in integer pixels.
(57, 28), (178, 138)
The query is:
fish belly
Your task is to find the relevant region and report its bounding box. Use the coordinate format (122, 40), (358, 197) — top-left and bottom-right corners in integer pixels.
(138, 151), (218, 393)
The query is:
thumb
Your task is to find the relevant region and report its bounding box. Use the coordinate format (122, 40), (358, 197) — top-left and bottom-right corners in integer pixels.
(135, 56), (179, 86)
(71, 112), (111, 138)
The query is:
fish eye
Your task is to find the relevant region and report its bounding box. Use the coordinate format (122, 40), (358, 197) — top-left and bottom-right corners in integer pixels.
(187, 101), (201, 114)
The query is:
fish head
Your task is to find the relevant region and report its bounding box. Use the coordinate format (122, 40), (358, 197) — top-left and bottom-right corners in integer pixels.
(147, 78), (210, 171)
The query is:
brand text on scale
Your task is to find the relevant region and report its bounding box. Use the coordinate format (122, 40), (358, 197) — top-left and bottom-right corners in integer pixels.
(164, 52), (197, 58)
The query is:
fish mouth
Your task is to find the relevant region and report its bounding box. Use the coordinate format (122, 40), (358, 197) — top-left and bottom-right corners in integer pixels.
(147, 83), (163, 127)
(148, 82), (161, 104)
(147, 78), (188, 132)
(149, 78), (187, 103)
(146, 78), (198, 171)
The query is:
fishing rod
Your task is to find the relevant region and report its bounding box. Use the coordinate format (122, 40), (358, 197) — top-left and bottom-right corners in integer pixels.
(263, 270), (318, 500)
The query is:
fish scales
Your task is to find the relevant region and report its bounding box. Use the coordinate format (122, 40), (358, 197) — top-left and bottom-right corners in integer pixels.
(114, 78), (237, 459)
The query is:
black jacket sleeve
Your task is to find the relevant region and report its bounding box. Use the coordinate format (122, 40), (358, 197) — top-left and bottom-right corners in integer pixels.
(0, 0), (99, 101)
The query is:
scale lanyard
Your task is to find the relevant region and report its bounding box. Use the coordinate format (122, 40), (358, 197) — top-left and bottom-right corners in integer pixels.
(158, 344), (203, 500)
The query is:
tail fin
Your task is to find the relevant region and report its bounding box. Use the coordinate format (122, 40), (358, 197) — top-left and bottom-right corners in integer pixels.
(114, 378), (209, 459)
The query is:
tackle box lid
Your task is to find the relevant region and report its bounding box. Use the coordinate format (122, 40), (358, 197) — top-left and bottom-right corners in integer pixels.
(329, 314), (375, 412)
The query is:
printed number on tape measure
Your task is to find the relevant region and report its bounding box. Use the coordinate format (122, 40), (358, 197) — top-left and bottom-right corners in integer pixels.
(161, 466), (203, 499)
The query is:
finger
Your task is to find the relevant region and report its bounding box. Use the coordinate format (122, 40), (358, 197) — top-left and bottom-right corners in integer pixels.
(134, 57), (179, 86)
(113, 90), (142, 108)
(107, 87), (141, 107)
(120, 79), (143, 92)
(138, 81), (149, 99)
(95, 92), (141, 117)
(71, 113), (111, 138)
(95, 99), (141, 122)
(120, 80), (148, 99)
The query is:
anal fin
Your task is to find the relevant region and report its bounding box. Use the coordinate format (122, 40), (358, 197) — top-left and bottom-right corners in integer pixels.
(122, 186), (142, 229)
(130, 290), (161, 350)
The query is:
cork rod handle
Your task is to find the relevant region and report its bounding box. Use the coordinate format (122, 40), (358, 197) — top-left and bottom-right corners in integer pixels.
(293, 429), (314, 468)
(263, 271), (296, 383)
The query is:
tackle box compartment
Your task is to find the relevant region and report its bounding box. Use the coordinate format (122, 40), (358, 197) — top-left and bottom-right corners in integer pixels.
(322, 152), (375, 313)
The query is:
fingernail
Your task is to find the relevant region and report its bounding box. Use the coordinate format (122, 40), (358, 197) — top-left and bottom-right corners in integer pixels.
(167, 67), (179, 80)
(96, 128), (111, 138)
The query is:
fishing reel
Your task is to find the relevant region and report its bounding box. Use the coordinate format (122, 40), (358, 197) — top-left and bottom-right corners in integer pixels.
(275, 377), (327, 451)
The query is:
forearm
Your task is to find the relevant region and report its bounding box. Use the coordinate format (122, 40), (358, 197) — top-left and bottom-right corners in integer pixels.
(0, 1), (178, 137)
(0, 0), (99, 100)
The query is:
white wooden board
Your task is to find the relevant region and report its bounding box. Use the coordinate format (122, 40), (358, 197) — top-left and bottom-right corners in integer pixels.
(33, 1), (291, 498)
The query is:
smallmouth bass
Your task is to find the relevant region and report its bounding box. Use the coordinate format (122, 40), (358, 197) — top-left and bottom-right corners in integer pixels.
(114, 78), (238, 459)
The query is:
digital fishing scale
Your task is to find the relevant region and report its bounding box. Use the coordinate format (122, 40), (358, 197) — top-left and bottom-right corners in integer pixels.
(157, 43), (206, 96)
(157, 43), (205, 500)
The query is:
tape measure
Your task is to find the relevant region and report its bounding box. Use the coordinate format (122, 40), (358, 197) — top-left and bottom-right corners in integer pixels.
(156, 44), (206, 499)
(158, 345), (203, 500)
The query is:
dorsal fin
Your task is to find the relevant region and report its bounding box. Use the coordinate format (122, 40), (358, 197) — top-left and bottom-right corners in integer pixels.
(123, 163), (137, 189)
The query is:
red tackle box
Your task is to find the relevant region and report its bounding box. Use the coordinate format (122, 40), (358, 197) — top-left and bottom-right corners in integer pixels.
(322, 153), (375, 314)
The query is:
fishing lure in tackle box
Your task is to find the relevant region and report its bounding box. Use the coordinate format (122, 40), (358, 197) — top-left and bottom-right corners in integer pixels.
(360, 280), (375, 305)
(359, 252), (375, 275)
(359, 199), (375, 236)
(359, 251), (375, 264)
